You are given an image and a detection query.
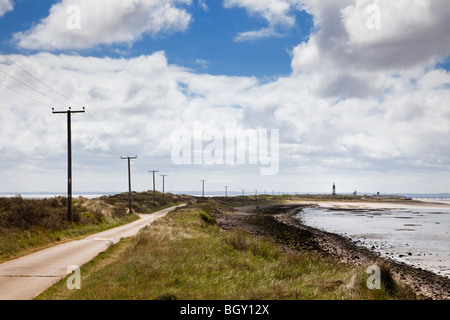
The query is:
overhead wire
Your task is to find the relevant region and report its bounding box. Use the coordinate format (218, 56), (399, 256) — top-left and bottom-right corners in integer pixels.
(1, 53), (85, 108)
(0, 67), (71, 109)
(77, 110), (135, 157)
(0, 81), (54, 110)
(1, 53), (152, 179)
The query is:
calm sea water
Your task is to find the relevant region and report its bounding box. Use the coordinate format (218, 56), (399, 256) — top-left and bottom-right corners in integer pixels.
(296, 203), (450, 278)
(0, 193), (109, 200)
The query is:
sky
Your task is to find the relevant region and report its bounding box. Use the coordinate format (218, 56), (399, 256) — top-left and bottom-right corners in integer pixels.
(0, 0), (450, 195)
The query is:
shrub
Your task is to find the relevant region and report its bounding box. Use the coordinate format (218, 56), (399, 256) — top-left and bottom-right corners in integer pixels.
(223, 230), (282, 261)
(0, 197), (70, 231)
(199, 211), (216, 225)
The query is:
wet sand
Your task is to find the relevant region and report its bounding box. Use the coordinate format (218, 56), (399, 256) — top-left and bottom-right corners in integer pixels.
(296, 201), (450, 277)
(290, 199), (450, 210)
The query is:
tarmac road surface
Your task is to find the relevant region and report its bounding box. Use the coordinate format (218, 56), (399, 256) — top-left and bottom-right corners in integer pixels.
(0, 204), (185, 300)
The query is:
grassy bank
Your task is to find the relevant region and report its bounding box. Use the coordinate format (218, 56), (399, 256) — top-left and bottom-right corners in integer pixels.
(37, 201), (415, 300)
(0, 192), (190, 263)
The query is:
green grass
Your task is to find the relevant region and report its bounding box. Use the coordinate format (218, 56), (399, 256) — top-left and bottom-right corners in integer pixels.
(36, 204), (416, 300)
(0, 212), (140, 264)
(0, 192), (188, 263)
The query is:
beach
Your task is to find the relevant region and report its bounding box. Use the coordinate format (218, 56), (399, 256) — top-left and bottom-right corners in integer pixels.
(294, 199), (450, 278)
(216, 199), (450, 300)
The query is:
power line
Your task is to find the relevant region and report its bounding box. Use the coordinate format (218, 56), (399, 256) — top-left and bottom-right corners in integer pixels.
(0, 81), (54, 109)
(76, 113), (131, 158)
(0, 67), (72, 108)
(1, 68), (135, 158)
(0, 54), (148, 164)
(84, 109), (135, 156)
(1, 53), (85, 108)
(1, 77), (138, 169)
(1, 54), (168, 194)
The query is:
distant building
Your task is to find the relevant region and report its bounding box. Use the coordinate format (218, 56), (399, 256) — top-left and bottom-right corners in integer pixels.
(332, 183), (336, 196)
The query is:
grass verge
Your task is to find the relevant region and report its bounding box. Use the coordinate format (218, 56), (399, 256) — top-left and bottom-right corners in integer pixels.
(0, 212), (140, 264)
(36, 203), (415, 300)
(0, 192), (189, 263)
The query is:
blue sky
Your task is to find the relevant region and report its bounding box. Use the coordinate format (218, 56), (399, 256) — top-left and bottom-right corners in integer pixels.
(0, 0), (313, 78)
(1, 0), (450, 195)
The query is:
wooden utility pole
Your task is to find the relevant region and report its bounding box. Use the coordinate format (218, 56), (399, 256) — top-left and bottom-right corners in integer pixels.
(121, 156), (137, 214)
(149, 170), (159, 205)
(201, 180), (206, 197)
(52, 107), (85, 223)
(160, 174), (167, 198)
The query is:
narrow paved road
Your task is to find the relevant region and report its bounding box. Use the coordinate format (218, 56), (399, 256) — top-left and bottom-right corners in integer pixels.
(0, 204), (184, 300)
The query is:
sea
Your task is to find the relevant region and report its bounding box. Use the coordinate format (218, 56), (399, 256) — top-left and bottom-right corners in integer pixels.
(295, 200), (450, 278)
(0, 192), (114, 200)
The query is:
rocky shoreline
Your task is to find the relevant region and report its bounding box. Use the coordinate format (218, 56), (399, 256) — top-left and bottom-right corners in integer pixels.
(216, 203), (450, 300)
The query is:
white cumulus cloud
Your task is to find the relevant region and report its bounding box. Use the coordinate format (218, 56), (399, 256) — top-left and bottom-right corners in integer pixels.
(0, 0), (13, 17)
(294, 0), (450, 74)
(224, 0), (301, 41)
(1, 49), (450, 193)
(2, 0), (450, 193)
(13, 0), (192, 50)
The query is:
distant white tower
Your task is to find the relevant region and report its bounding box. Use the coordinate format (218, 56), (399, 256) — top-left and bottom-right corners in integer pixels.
(332, 183), (336, 196)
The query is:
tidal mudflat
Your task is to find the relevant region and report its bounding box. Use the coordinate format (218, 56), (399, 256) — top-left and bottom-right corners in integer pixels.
(295, 201), (450, 278)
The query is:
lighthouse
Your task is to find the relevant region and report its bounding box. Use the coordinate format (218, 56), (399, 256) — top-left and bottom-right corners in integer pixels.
(332, 183), (336, 196)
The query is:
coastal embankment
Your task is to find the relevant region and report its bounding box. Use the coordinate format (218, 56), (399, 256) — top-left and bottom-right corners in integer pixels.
(216, 199), (450, 300)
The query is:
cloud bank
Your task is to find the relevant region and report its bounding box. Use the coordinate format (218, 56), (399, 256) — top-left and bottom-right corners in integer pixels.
(1, 0), (450, 193)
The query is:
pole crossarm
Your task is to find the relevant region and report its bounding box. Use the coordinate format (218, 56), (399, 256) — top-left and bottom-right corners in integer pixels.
(52, 107), (86, 114)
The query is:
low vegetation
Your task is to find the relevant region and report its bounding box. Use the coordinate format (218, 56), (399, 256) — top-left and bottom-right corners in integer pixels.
(37, 202), (415, 300)
(0, 191), (189, 263)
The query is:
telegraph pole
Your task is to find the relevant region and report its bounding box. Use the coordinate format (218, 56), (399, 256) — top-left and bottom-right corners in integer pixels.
(52, 107), (85, 223)
(160, 174), (167, 198)
(121, 156), (137, 214)
(149, 170), (159, 205)
(200, 180), (206, 197)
